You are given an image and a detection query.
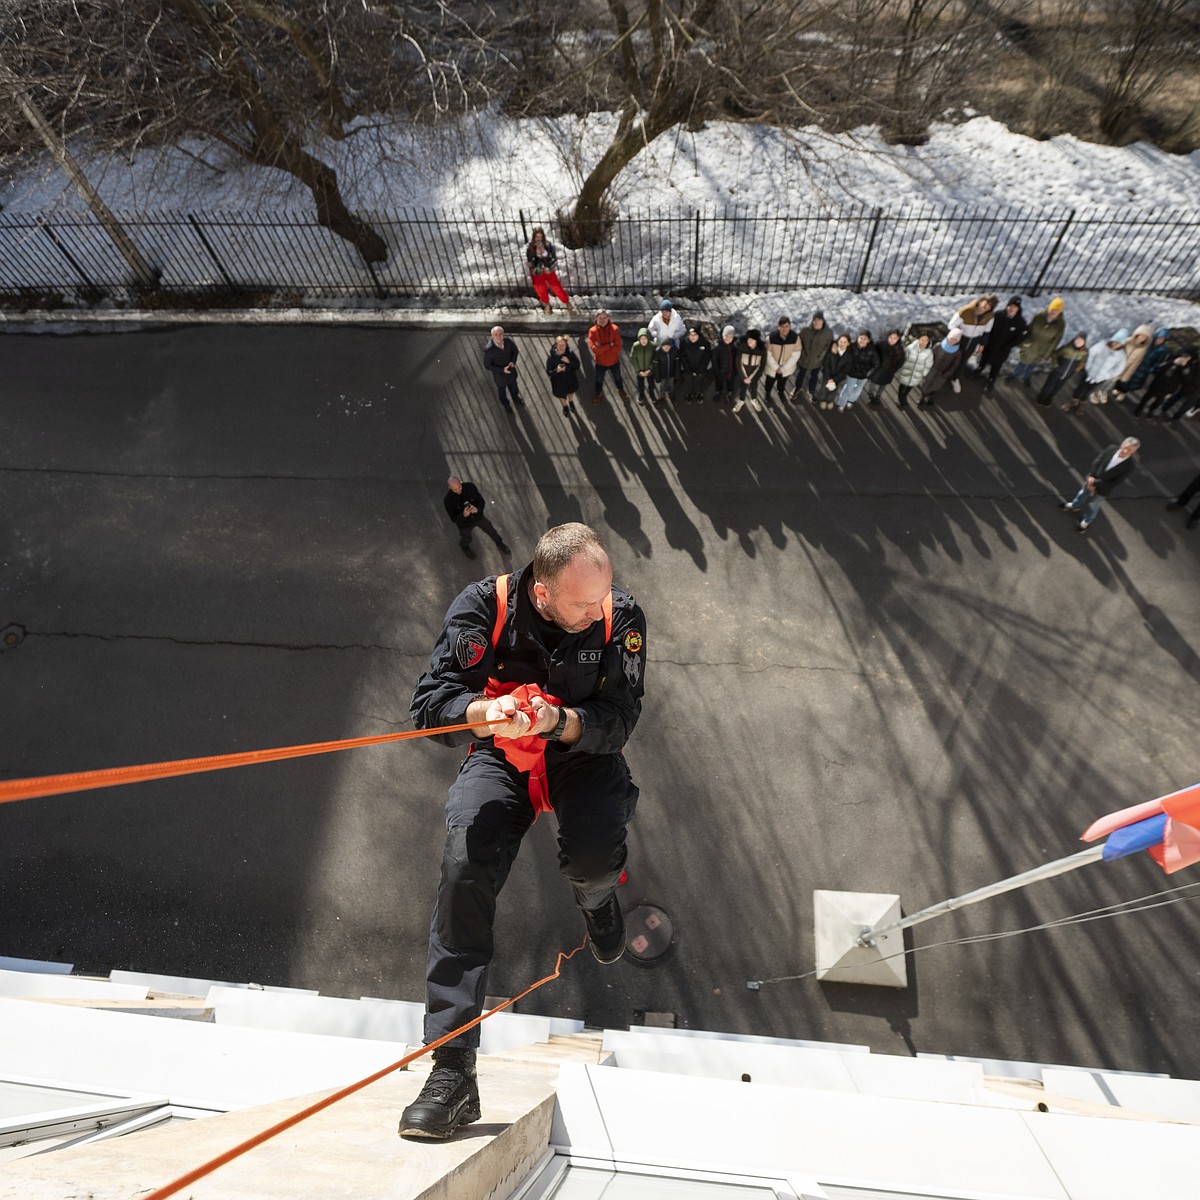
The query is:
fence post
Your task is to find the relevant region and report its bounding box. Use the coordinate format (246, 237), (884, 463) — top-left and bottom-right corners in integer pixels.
(1031, 209), (1076, 297)
(692, 211), (701, 291)
(854, 207), (883, 293)
(365, 259), (388, 301)
(519, 210), (529, 245)
(187, 214), (234, 289)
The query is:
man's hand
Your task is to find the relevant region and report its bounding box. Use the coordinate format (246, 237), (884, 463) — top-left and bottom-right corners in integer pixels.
(1086, 476), (1097, 493)
(480, 694), (534, 739)
(462, 502), (477, 517)
(526, 694), (560, 737)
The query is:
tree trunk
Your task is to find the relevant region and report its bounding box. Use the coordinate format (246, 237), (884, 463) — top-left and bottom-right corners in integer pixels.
(171, 0), (386, 264)
(564, 103), (680, 248)
(258, 137), (388, 263)
(5, 70), (159, 290)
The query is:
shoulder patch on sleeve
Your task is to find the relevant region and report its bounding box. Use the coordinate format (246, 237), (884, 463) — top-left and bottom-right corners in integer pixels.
(456, 630), (488, 669)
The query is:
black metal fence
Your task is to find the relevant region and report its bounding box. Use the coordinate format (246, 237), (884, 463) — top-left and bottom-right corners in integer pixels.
(1, 203), (1198, 306)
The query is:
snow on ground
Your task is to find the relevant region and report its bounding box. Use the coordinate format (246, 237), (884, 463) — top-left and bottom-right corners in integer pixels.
(3, 113), (1199, 331)
(4, 113), (1200, 216)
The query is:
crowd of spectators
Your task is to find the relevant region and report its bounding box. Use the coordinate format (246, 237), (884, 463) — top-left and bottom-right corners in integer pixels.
(496, 297), (1199, 424)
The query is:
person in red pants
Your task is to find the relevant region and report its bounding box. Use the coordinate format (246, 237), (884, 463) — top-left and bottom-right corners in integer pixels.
(526, 227), (572, 315)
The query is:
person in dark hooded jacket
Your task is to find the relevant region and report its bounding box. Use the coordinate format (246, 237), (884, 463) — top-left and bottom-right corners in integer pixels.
(836, 330), (881, 412)
(1036, 333), (1089, 407)
(1139, 348), (1196, 419)
(866, 330), (905, 406)
(545, 335), (582, 417)
(712, 325), (739, 405)
(980, 297), (1028, 392)
(795, 312), (833, 402)
(679, 325), (713, 404)
(918, 329), (965, 406)
(818, 333), (852, 410)
(652, 337), (679, 405)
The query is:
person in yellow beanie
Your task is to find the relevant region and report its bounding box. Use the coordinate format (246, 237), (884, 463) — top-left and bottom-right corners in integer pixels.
(1012, 298), (1065, 388)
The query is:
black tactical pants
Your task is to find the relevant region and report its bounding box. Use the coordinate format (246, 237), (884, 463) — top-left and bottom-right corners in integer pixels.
(424, 745), (638, 1048)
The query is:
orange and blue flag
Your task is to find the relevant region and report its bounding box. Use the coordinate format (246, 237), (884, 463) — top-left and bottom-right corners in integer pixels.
(1082, 782), (1200, 874)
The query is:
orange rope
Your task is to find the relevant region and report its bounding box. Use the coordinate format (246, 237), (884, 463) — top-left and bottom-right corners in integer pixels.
(142, 937), (588, 1200)
(0, 717), (507, 805)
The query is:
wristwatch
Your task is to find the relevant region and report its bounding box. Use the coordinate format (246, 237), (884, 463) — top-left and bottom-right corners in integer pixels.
(539, 706), (568, 742)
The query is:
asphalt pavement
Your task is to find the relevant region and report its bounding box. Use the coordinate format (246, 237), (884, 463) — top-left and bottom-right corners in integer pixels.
(3, 321), (1200, 1078)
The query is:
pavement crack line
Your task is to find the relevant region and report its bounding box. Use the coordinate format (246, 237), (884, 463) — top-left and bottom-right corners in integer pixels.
(0, 464), (402, 485)
(654, 657), (873, 676)
(20, 629), (419, 655)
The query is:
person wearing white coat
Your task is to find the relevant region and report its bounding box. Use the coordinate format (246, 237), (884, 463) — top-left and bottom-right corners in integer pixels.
(648, 299), (686, 346)
(893, 332), (934, 408)
(1070, 329), (1130, 412)
(947, 295), (998, 391)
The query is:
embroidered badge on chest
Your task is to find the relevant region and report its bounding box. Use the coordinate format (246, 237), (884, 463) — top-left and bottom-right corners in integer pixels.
(578, 650), (603, 664)
(455, 631), (488, 670)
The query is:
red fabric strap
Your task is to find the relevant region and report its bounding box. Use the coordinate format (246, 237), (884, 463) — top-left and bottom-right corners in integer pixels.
(482, 572), (612, 818)
(482, 680), (560, 817)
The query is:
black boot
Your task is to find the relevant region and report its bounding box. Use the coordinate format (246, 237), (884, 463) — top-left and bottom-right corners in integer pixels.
(399, 1046), (480, 1140)
(582, 893), (626, 964)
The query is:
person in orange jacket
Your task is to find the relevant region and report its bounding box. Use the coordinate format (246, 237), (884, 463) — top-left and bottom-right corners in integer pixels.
(587, 309), (628, 403)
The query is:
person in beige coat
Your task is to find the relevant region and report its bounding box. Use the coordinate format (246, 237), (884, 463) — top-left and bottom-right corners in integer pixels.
(1098, 324), (1152, 403)
(763, 316), (801, 406)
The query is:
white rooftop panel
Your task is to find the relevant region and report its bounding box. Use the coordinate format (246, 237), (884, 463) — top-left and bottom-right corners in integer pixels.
(0, 958), (73, 976)
(209, 987), (551, 1054)
(0, 998), (411, 1110)
(1042, 1068), (1200, 1124)
(0, 970), (148, 1002)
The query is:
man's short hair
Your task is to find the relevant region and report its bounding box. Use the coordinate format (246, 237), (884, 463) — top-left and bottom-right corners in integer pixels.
(491, 325), (504, 336)
(1121, 437), (1141, 450)
(447, 475), (462, 488)
(533, 523), (609, 588)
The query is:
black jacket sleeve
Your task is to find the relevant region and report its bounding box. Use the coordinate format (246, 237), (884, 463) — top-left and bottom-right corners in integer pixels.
(567, 587), (645, 757)
(410, 580), (499, 746)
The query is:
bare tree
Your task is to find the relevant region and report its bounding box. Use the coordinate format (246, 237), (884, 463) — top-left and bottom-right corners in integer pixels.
(165, 0), (386, 261)
(1096, 0), (1199, 143)
(503, 1), (848, 245)
(0, 2), (510, 262)
(0, 60), (159, 287)
(503, 1), (1017, 245)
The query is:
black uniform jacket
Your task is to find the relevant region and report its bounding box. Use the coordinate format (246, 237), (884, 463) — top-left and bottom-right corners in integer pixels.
(483, 337), (519, 381)
(410, 564), (646, 758)
(444, 481), (487, 528)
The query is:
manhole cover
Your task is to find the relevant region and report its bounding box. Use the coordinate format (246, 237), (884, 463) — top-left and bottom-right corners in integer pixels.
(625, 903), (673, 964)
